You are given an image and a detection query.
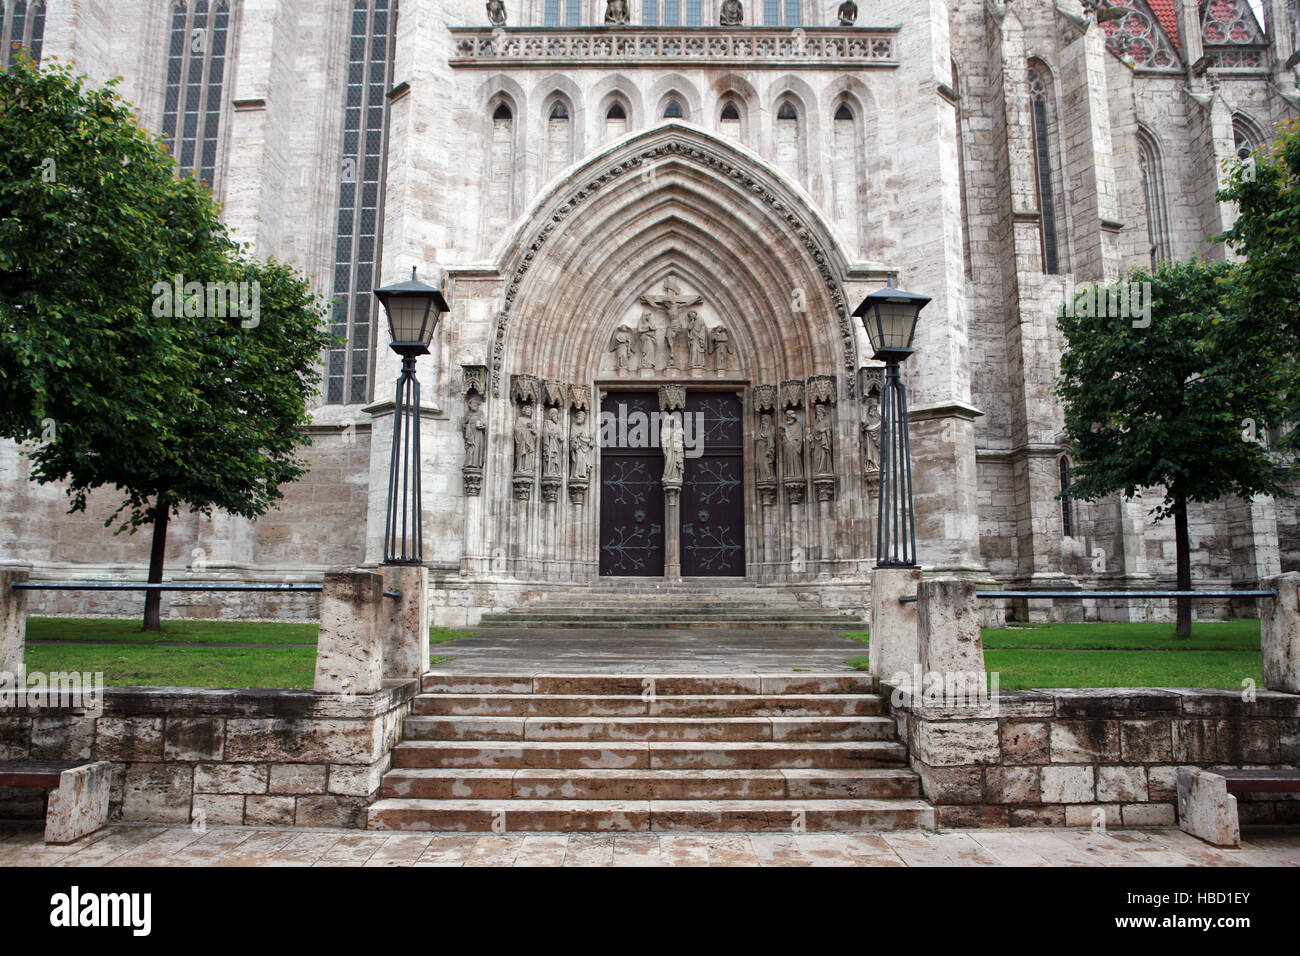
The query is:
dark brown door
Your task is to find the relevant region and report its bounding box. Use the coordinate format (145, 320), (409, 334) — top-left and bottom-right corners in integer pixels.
(599, 391), (665, 576)
(681, 391), (745, 576)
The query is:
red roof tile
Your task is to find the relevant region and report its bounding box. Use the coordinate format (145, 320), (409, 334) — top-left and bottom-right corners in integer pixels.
(1146, 0), (1182, 50)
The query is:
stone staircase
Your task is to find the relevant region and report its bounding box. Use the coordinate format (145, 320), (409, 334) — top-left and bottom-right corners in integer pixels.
(366, 672), (933, 832)
(477, 583), (863, 630)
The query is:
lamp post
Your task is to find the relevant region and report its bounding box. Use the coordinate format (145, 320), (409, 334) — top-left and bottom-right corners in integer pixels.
(852, 285), (930, 568)
(374, 266), (450, 565)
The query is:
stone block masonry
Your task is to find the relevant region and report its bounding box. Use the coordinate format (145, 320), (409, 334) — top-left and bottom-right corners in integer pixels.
(884, 685), (1300, 828)
(0, 682), (415, 828)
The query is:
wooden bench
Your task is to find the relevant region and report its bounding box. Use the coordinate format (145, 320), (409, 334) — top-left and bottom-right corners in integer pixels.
(1177, 767), (1300, 846)
(0, 760), (112, 844)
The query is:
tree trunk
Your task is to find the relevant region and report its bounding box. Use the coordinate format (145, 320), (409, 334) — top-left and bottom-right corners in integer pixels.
(1173, 490), (1192, 638)
(142, 494), (170, 632)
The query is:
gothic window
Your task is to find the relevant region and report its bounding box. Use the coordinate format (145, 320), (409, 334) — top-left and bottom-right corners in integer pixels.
(1059, 456), (1075, 537)
(663, 98), (684, 119)
(1233, 114), (1264, 160)
(685, 0), (702, 24)
(160, 1), (232, 188)
(1137, 128), (1172, 266)
(326, 0), (397, 406)
(486, 100), (516, 239)
(775, 99), (804, 183)
(1201, 0), (1267, 69)
(545, 99), (572, 181)
(605, 99), (628, 141)
(643, 0), (657, 24)
(565, 0), (581, 24)
(1027, 64), (1064, 275)
(763, 0), (800, 24)
(831, 102), (863, 253)
(1, 1), (46, 69)
(1096, 0), (1181, 69)
(720, 99), (741, 139)
(661, 0), (680, 25)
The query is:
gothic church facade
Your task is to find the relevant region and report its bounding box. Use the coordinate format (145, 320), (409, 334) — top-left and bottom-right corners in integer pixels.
(2, 0), (1298, 624)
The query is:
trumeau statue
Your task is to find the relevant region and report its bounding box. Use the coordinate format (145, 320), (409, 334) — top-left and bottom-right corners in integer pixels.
(661, 412), (685, 485)
(486, 0), (507, 26)
(463, 392), (486, 469)
(719, 0), (744, 25)
(782, 409), (804, 479)
(569, 408), (594, 481)
(604, 0), (630, 24)
(837, 0), (857, 25)
(513, 403), (537, 475)
(542, 405), (565, 478)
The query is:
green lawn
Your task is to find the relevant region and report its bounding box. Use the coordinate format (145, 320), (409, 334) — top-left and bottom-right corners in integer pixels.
(843, 620), (1263, 690)
(23, 617), (469, 689)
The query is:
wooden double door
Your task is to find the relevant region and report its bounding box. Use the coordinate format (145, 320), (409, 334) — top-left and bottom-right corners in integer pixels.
(598, 390), (745, 577)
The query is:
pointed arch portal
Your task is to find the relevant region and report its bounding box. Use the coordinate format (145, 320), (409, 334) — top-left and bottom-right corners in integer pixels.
(463, 124), (874, 583)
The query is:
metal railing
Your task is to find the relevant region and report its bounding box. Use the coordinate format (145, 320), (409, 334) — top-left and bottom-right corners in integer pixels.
(898, 588), (1277, 605)
(11, 581), (402, 600)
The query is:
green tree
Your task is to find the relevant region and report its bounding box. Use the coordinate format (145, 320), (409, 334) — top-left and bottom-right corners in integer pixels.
(0, 56), (331, 630)
(1054, 262), (1294, 636)
(1218, 116), (1300, 448)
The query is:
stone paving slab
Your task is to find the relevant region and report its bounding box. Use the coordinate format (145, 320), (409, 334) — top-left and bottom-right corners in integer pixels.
(0, 822), (1295, 866)
(434, 629), (864, 674)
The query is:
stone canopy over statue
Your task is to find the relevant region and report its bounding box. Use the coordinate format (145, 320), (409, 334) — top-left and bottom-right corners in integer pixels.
(719, 0), (743, 25)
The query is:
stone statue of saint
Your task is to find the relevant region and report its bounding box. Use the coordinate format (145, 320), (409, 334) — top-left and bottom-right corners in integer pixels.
(861, 401), (881, 473)
(542, 405), (565, 478)
(611, 324), (634, 370)
(569, 408), (594, 480)
(837, 0), (857, 25)
(486, 0), (507, 26)
(710, 326), (734, 372)
(719, 0), (744, 25)
(811, 403), (833, 476)
(687, 311), (709, 369)
(513, 403), (536, 475)
(756, 413), (776, 483)
(637, 312), (657, 368)
(463, 392), (486, 469)
(604, 0), (630, 24)
(781, 409), (804, 479)
(661, 412), (685, 485)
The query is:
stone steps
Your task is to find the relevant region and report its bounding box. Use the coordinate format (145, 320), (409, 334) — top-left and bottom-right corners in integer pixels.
(380, 767), (921, 800)
(366, 671), (928, 833)
(412, 693), (885, 717)
(476, 616), (858, 630)
(366, 798), (934, 832)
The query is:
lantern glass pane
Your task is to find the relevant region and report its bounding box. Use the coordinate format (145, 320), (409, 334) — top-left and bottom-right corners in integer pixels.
(876, 300), (918, 349)
(388, 297), (434, 344)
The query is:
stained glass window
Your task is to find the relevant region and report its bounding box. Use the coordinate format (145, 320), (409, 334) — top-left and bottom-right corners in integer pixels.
(159, 2), (231, 188)
(1059, 457), (1074, 537)
(1028, 66), (1062, 275)
(1097, 0), (1181, 70)
(325, 0), (397, 405)
(1, 1), (46, 69)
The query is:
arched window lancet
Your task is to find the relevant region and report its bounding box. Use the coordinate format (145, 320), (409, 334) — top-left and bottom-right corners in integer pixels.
(663, 99), (684, 119)
(1137, 128), (1172, 267)
(2, 0), (46, 69)
(1059, 456), (1075, 537)
(1027, 64), (1063, 275)
(720, 101), (740, 121)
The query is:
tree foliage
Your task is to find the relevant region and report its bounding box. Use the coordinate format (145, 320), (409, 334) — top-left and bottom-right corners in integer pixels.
(0, 56), (332, 628)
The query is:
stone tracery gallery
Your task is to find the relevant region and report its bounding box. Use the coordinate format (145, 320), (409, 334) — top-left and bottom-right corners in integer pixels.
(1, 0), (1298, 627)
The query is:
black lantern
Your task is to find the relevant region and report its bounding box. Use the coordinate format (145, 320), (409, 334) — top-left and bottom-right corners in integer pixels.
(374, 266), (450, 565)
(853, 285), (930, 567)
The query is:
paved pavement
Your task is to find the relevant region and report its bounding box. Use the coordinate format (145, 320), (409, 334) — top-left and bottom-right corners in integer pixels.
(2, 822), (1296, 866)
(435, 628), (865, 673)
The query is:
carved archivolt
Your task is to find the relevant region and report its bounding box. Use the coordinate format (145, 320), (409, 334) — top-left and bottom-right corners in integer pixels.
(490, 137), (857, 397)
